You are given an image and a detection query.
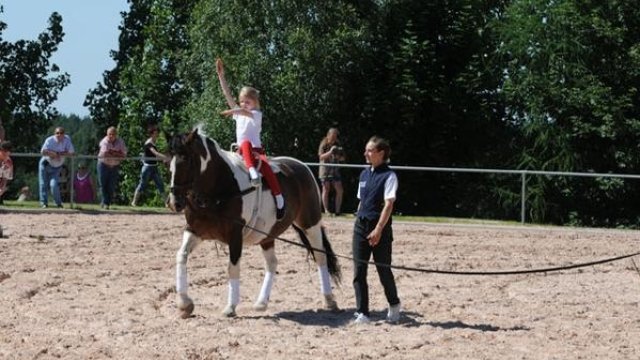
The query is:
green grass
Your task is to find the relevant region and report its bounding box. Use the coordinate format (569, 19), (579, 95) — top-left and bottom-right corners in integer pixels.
(328, 212), (521, 226)
(0, 200), (172, 214)
(394, 215), (520, 226)
(2, 200), (523, 225)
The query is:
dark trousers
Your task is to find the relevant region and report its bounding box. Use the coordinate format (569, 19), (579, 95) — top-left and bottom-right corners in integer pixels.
(352, 217), (399, 316)
(97, 162), (120, 206)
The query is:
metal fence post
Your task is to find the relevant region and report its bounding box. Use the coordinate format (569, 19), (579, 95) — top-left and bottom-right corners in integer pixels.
(520, 172), (526, 224)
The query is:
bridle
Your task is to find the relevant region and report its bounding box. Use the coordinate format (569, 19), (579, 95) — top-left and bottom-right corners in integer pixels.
(169, 152), (197, 210)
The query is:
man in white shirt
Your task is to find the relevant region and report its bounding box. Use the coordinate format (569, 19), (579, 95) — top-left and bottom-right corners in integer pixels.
(39, 127), (75, 208)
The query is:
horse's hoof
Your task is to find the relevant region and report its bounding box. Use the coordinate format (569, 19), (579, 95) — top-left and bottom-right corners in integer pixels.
(177, 294), (194, 318)
(179, 305), (194, 319)
(324, 294), (339, 312)
(222, 305), (237, 317)
(253, 301), (268, 311)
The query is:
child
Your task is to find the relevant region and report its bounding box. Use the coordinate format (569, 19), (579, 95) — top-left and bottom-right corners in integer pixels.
(216, 58), (285, 220)
(17, 186), (31, 202)
(73, 162), (95, 204)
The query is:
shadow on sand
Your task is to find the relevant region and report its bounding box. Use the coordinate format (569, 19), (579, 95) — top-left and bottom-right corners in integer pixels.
(272, 309), (530, 332)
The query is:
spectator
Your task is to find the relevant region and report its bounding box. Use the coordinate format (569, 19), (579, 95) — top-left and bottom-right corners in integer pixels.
(73, 162), (95, 204)
(97, 126), (127, 209)
(131, 125), (170, 206)
(0, 141), (13, 205)
(39, 127), (75, 208)
(318, 128), (345, 216)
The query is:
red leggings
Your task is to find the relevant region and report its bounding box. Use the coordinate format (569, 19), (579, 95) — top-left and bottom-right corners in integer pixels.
(239, 141), (282, 196)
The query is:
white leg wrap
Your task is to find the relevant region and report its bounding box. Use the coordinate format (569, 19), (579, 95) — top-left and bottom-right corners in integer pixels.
(228, 278), (240, 306)
(176, 263), (188, 294)
(176, 231), (199, 295)
(318, 264), (332, 295)
(257, 271), (275, 303)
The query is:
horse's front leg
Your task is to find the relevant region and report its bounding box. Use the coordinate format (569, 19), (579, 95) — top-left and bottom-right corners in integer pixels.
(222, 225), (244, 317)
(176, 230), (202, 319)
(253, 241), (277, 311)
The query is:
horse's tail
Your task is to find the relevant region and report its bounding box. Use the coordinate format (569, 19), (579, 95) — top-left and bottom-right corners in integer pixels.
(292, 224), (342, 285)
(321, 226), (341, 284)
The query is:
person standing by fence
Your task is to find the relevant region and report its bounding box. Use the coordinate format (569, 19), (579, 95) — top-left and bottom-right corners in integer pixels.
(131, 125), (170, 206)
(318, 127), (345, 216)
(97, 126), (127, 209)
(39, 127), (75, 208)
(352, 136), (401, 325)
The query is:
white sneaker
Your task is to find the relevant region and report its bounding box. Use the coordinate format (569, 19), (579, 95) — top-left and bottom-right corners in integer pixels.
(248, 167), (260, 187)
(353, 313), (371, 325)
(386, 303), (401, 323)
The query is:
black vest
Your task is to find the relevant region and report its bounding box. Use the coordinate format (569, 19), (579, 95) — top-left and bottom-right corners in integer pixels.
(357, 164), (394, 221)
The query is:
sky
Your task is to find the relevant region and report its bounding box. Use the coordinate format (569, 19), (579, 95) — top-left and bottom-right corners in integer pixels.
(2, 1), (129, 117)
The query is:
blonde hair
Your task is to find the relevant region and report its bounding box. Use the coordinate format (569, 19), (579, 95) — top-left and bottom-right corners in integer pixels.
(239, 86), (261, 109)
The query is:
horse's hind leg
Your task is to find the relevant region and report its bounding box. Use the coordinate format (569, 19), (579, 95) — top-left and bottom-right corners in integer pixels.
(301, 224), (339, 311)
(253, 242), (277, 311)
(176, 230), (202, 319)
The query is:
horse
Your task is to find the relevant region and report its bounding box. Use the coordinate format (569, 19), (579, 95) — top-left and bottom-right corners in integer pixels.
(167, 128), (341, 318)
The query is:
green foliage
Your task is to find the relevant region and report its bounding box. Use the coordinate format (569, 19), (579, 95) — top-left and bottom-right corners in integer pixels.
(0, 10), (70, 152)
(496, 0), (640, 224)
(86, 0), (194, 202)
(182, 0), (371, 159)
(78, 0), (640, 227)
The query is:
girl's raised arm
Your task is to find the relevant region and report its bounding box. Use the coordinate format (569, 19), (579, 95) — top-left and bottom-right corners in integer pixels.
(216, 58), (238, 109)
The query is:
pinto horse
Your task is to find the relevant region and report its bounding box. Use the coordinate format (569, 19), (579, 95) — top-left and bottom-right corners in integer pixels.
(167, 129), (341, 318)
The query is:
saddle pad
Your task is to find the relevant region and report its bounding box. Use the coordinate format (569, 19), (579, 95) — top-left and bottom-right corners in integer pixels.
(225, 150), (282, 175)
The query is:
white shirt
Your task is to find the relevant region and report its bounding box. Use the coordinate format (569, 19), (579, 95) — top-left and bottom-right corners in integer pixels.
(41, 135), (75, 168)
(233, 109), (262, 148)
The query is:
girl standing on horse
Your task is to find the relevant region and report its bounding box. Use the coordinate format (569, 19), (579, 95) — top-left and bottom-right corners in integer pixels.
(215, 58), (285, 220)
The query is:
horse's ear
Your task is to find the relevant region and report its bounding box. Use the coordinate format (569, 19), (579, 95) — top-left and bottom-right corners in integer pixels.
(185, 128), (199, 143)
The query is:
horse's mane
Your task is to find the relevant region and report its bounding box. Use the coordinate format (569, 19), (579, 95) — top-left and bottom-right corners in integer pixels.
(169, 129), (221, 156)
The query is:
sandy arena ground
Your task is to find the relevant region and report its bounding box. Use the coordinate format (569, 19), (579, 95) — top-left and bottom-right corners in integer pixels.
(1, 211), (640, 359)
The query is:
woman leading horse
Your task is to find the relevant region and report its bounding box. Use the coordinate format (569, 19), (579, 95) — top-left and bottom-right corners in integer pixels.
(167, 129), (341, 318)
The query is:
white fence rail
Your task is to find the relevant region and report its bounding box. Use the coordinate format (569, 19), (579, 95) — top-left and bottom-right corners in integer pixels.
(11, 153), (640, 223)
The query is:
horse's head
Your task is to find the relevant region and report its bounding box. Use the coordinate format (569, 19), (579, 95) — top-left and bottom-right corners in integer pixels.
(167, 129), (206, 212)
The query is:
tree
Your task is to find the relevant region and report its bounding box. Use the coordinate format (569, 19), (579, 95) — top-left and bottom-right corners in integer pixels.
(0, 9), (70, 151)
(181, 0), (371, 159)
(496, 0), (640, 224)
(86, 0), (194, 205)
